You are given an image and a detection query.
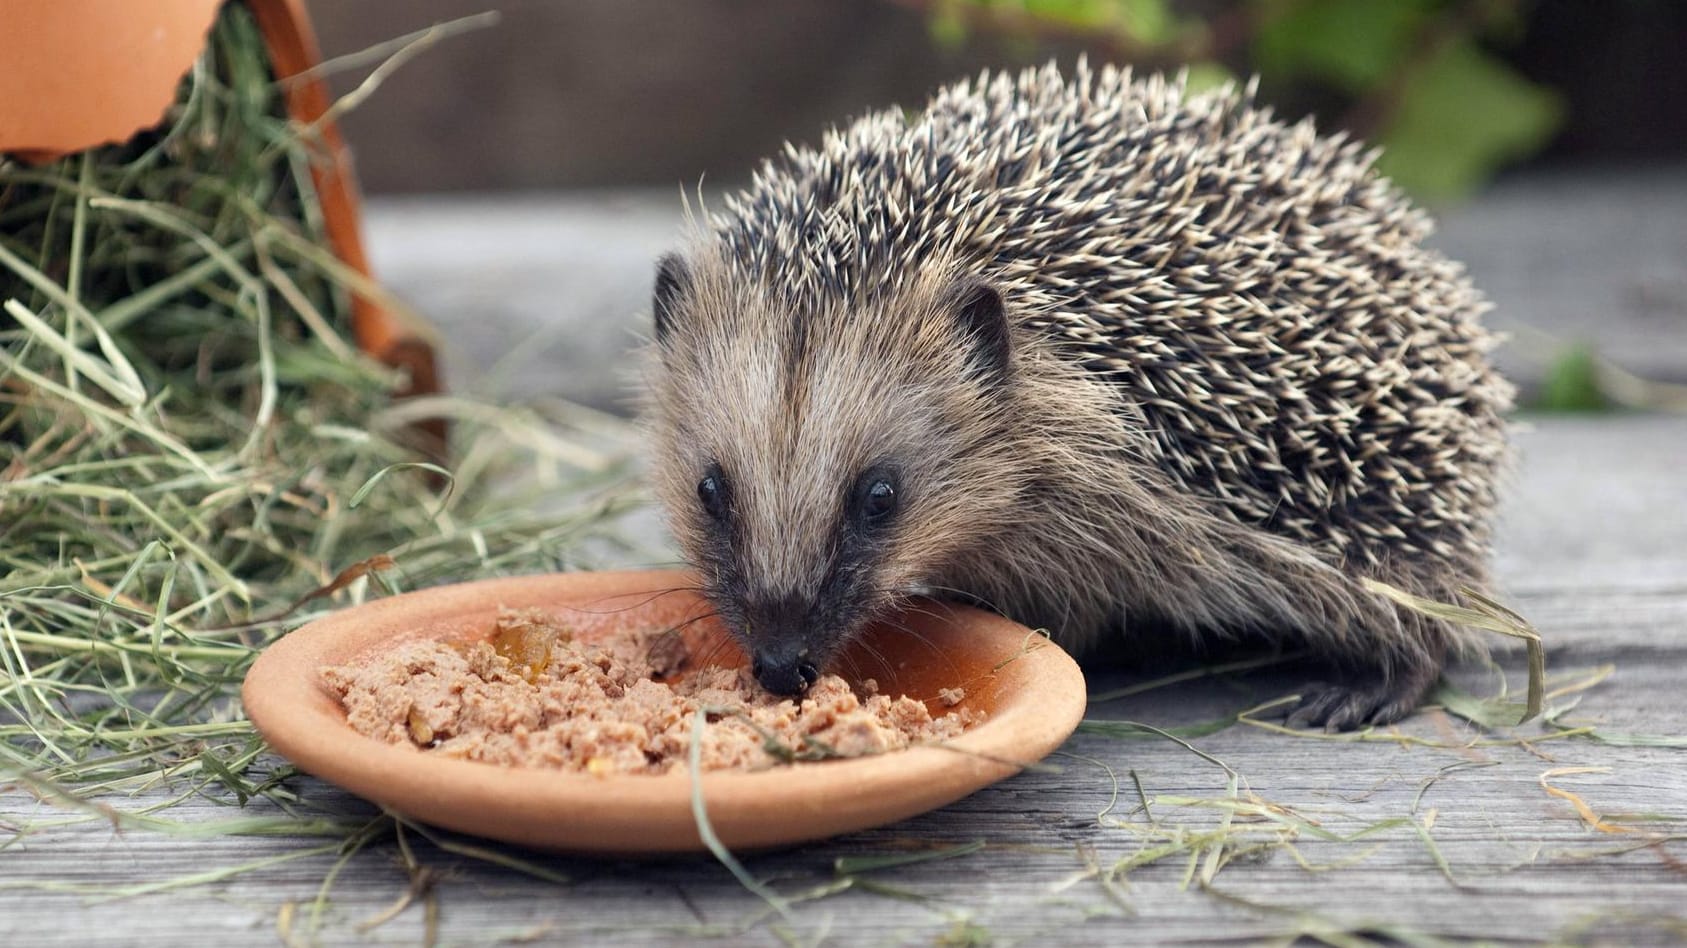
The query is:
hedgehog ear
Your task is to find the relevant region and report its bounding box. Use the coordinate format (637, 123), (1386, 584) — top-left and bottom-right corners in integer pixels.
(945, 277), (1011, 384)
(652, 253), (690, 346)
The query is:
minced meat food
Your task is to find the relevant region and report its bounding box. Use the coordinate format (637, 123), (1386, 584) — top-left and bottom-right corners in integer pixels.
(322, 609), (982, 774)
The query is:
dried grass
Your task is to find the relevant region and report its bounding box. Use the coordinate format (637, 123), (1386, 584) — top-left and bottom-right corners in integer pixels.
(0, 1), (638, 885)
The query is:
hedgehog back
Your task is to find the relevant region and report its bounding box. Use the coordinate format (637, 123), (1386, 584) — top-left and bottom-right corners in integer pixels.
(710, 62), (1514, 571)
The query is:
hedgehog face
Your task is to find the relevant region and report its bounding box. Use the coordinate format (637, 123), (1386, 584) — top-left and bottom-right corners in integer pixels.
(645, 254), (1025, 695)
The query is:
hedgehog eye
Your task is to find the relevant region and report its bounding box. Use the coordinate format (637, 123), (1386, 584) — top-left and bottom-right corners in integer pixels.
(697, 468), (729, 521)
(854, 471), (898, 524)
(864, 480), (896, 520)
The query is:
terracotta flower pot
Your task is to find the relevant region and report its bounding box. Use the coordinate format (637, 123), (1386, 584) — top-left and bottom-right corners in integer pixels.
(0, 0), (223, 160)
(0, 0), (443, 428)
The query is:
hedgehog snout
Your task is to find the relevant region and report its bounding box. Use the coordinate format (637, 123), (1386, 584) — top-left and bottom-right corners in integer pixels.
(740, 590), (828, 696)
(750, 648), (821, 697)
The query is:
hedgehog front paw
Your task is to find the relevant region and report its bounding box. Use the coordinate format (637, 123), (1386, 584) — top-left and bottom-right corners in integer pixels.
(1282, 671), (1431, 731)
(1282, 680), (1408, 730)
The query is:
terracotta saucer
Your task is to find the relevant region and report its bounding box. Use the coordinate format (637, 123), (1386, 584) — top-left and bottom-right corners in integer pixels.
(242, 569), (1086, 854)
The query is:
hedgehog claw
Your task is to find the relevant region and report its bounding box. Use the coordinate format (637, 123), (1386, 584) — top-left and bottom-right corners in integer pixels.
(1283, 676), (1420, 732)
(1284, 683), (1367, 731)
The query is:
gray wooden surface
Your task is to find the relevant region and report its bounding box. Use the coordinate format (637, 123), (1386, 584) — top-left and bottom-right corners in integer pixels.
(4, 173), (1687, 945)
(361, 164), (1687, 414)
(4, 424), (1685, 946)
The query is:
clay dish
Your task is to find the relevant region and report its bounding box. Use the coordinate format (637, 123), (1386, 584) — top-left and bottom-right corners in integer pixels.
(242, 569), (1086, 854)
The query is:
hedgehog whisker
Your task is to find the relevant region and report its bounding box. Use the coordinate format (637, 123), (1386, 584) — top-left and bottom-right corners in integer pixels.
(863, 613), (966, 684)
(562, 585), (709, 619)
(898, 582), (1008, 617)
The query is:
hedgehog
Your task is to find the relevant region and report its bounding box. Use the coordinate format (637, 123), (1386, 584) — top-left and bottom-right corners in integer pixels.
(642, 61), (1513, 730)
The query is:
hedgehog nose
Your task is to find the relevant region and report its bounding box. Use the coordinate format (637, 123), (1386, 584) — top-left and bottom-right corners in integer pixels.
(745, 591), (821, 695)
(751, 651), (820, 696)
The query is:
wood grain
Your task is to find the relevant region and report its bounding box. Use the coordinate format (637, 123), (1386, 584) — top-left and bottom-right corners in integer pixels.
(5, 176), (1686, 945)
(5, 415), (1683, 946)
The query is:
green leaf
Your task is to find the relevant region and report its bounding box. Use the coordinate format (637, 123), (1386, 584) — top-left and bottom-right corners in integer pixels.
(1182, 60), (1237, 96)
(1025, 0), (1118, 30)
(1532, 344), (1615, 413)
(1375, 39), (1563, 203)
(1022, 0), (1178, 45)
(1253, 0), (1433, 91)
(928, 1), (968, 49)
(1113, 0), (1177, 45)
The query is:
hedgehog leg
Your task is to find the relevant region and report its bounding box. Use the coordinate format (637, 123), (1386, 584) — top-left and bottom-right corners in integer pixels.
(1279, 582), (1456, 731)
(1283, 652), (1442, 731)
(1223, 549), (1461, 730)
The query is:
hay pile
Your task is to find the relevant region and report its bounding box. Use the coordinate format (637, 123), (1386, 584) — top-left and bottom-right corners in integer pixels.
(0, 5), (636, 803)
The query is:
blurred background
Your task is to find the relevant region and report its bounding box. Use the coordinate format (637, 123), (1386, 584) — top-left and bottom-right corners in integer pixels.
(306, 0), (1687, 413)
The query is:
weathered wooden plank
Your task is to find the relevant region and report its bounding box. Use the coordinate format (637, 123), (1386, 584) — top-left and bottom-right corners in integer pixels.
(362, 193), (681, 413)
(360, 166), (1687, 414)
(1430, 164), (1687, 389)
(5, 671), (1684, 945)
(4, 414), (1685, 946)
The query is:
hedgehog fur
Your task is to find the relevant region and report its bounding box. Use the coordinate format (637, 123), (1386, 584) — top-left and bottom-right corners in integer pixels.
(644, 61), (1514, 729)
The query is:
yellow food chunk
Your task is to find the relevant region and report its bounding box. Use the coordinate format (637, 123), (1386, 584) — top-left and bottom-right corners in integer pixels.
(489, 609), (562, 682)
(406, 708), (435, 745)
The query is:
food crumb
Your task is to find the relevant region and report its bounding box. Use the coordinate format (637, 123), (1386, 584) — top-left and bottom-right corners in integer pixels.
(322, 609), (983, 774)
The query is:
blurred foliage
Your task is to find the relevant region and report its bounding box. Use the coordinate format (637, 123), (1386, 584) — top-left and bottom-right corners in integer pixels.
(1524, 343), (1687, 414)
(912, 0), (1566, 202)
(1532, 346), (1615, 412)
